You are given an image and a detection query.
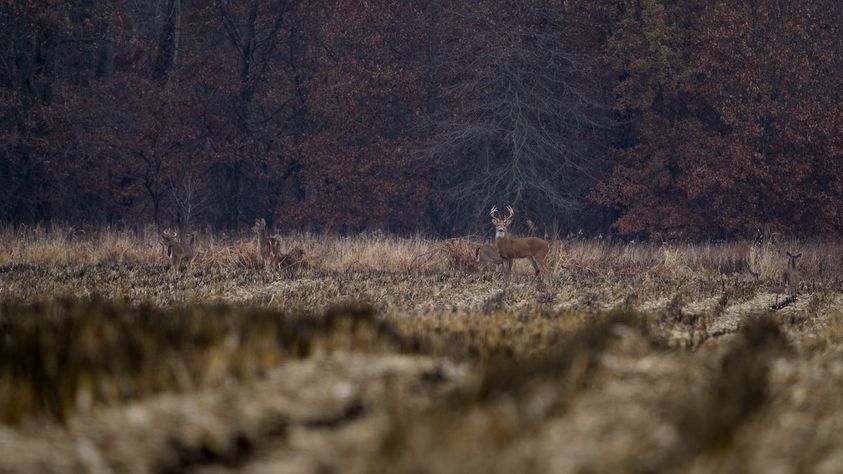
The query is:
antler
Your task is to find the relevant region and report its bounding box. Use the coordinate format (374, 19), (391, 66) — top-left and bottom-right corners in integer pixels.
(505, 205), (514, 221)
(490, 206), (499, 219)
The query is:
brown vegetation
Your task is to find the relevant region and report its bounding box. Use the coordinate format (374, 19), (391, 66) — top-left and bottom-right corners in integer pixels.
(3, 1), (839, 237)
(2, 229), (843, 472)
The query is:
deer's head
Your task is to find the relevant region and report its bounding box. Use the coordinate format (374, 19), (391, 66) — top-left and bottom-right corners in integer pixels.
(786, 251), (802, 269)
(490, 206), (514, 239)
(252, 218), (267, 237)
(161, 230), (178, 245)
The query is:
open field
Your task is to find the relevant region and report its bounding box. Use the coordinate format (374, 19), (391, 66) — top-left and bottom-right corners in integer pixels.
(2, 228), (843, 473)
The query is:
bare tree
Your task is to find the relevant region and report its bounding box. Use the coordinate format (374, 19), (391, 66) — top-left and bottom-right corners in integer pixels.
(169, 166), (209, 235)
(152, 0), (181, 84)
(417, 2), (611, 232)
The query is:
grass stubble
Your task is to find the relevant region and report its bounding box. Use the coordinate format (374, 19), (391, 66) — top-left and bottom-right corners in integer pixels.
(1, 227), (843, 473)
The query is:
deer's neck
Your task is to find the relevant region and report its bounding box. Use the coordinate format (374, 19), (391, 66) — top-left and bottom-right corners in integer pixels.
(496, 233), (514, 256)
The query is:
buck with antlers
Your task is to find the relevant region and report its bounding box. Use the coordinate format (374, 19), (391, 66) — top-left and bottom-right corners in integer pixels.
(490, 206), (550, 277)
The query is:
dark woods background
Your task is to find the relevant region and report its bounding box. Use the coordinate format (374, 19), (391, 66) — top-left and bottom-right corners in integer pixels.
(1, 0), (840, 238)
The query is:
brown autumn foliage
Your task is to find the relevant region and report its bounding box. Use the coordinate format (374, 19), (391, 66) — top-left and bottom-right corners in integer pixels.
(1, 0), (839, 238)
(594, 0), (843, 238)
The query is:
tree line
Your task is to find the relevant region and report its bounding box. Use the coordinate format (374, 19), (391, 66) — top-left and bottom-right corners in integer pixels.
(1, 0), (840, 238)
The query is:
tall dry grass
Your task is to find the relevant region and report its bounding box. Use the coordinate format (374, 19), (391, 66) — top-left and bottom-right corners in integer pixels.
(0, 225), (444, 272)
(2, 225), (842, 283)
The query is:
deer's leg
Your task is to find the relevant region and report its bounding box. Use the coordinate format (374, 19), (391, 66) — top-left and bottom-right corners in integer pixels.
(504, 258), (513, 275)
(540, 252), (550, 275)
(532, 250), (549, 278)
(529, 257), (540, 275)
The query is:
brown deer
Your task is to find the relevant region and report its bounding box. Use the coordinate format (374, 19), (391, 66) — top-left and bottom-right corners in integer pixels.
(253, 218), (281, 266)
(783, 251), (801, 297)
(769, 251), (802, 305)
(161, 230), (195, 267)
(475, 244), (503, 272)
(490, 206), (550, 277)
(271, 247), (308, 270)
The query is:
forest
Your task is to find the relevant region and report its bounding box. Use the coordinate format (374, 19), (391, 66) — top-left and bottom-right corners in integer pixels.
(1, 0), (841, 238)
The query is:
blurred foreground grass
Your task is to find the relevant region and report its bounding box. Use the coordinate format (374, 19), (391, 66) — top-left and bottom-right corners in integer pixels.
(1, 294), (842, 473)
(0, 299), (417, 425)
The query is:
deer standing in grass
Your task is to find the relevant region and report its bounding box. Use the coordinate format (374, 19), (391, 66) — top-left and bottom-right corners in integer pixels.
(253, 218), (280, 266)
(770, 251), (802, 305)
(271, 247), (308, 271)
(783, 251), (801, 297)
(490, 206), (550, 278)
(475, 244), (503, 272)
(161, 230), (195, 267)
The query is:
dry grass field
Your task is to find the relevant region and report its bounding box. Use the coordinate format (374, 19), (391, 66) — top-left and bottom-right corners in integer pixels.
(2, 226), (843, 473)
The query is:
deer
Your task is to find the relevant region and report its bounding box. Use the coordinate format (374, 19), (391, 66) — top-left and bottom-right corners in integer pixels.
(783, 251), (801, 297)
(253, 218), (281, 266)
(490, 206), (550, 278)
(160, 230), (195, 267)
(271, 247), (308, 271)
(475, 244), (504, 272)
(769, 251), (802, 306)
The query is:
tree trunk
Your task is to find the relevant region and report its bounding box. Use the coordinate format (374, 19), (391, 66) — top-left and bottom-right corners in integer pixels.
(153, 0), (181, 84)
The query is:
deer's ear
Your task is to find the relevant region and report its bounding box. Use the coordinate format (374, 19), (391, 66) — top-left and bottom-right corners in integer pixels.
(795, 253), (802, 258)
